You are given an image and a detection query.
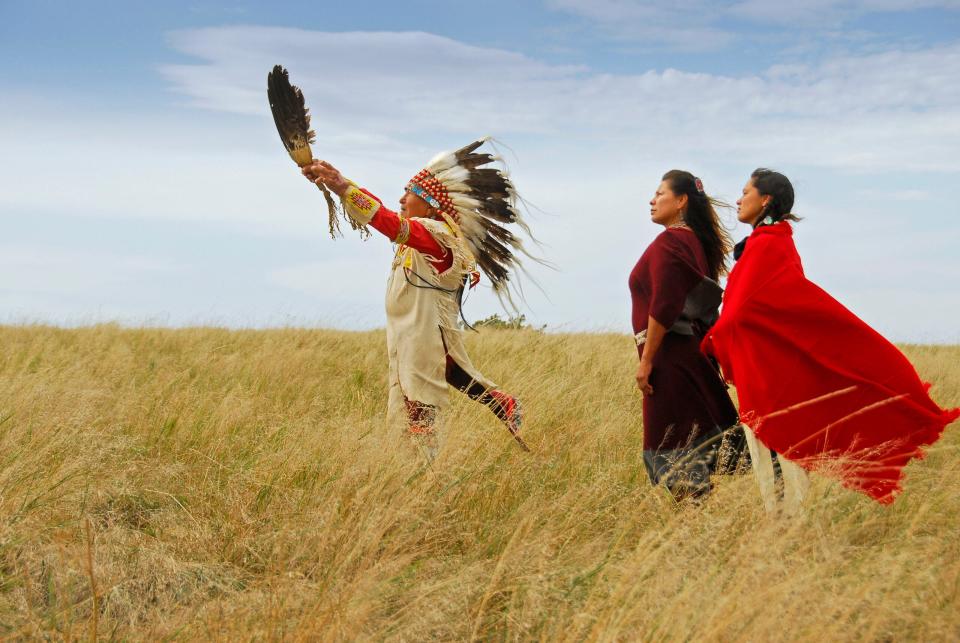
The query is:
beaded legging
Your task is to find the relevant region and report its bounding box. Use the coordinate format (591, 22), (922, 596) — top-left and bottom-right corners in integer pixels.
(403, 356), (513, 434)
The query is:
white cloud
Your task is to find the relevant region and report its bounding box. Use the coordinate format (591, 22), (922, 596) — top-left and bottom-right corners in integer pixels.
(858, 188), (932, 200)
(0, 245), (181, 293)
(162, 27), (586, 127)
(157, 27), (960, 173)
(549, 0), (960, 41)
(729, 0), (960, 26)
(155, 27), (960, 341)
(0, 244), (189, 326)
(546, 0), (734, 49)
(2, 27), (959, 340)
(267, 258), (392, 298)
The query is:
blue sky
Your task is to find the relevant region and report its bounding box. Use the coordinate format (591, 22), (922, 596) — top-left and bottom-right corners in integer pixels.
(2, 1), (959, 340)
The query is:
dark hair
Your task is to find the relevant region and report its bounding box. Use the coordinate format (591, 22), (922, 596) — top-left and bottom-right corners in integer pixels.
(662, 170), (733, 279)
(750, 168), (800, 224)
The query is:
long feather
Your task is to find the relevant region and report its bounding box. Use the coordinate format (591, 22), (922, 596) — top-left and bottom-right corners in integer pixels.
(267, 65), (315, 166)
(453, 139), (486, 161)
(458, 153), (496, 170)
(267, 65), (368, 239)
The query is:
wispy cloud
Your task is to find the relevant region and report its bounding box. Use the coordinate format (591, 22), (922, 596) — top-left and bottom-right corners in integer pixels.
(3, 25), (958, 340)
(159, 27), (960, 172)
(548, 0), (960, 46)
(0, 245), (181, 294)
(729, 0), (960, 26)
(545, 0), (734, 49)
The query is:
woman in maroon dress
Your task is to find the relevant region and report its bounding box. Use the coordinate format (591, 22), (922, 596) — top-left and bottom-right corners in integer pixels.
(630, 170), (742, 500)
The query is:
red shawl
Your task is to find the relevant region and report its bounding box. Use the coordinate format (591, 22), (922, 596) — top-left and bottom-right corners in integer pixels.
(702, 222), (958, 503)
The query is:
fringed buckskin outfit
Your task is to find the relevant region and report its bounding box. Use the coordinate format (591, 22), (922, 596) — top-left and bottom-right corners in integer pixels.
(266, 74), (531, 453)
(338, 139), (533, 453)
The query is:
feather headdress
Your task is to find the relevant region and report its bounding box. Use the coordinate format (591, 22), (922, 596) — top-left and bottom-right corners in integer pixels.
(407, 138), (539, 309)
(267, 65), (367, 238)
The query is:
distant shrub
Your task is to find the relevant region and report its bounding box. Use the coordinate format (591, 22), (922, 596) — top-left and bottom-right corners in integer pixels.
(473, 313), (545, 331)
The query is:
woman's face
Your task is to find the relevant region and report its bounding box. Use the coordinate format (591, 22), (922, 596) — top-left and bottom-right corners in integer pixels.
(737, 179), (770, 225)
(400, 189), (433, 218)
(649, 180), (686, 227)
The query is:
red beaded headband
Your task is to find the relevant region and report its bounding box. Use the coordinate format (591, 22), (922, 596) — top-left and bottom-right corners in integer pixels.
(406, 169), (457, 219)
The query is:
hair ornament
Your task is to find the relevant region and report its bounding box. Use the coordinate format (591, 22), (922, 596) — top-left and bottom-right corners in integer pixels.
(694, 177), (705, 194)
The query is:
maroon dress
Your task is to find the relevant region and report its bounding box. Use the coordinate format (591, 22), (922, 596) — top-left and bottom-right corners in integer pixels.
(629, 228), (740, 494)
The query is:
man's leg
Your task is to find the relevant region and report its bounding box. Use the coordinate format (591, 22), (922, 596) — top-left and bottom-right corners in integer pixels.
(405, 397), (439, 461)
(444, 356), (528, 451)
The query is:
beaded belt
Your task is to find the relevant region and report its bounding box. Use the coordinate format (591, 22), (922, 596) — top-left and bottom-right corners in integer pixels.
(634, 330), (647, 346)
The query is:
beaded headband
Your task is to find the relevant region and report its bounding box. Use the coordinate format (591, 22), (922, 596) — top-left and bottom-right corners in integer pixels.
(406, 169), (457, 218)
(406, 183), (441, 210)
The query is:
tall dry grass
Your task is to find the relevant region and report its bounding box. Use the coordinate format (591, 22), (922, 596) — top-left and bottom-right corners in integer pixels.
(0, 324), (957, 641)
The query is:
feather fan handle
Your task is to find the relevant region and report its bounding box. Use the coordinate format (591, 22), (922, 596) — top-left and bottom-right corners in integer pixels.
(267, 65), (369, 240)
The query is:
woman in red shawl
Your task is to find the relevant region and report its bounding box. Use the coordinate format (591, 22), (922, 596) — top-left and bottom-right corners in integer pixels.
(703, 169), (959, 504)
(630, 170), (744, 501)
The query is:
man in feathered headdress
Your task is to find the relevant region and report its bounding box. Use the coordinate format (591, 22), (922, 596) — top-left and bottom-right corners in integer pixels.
(301, 139), (533, 457)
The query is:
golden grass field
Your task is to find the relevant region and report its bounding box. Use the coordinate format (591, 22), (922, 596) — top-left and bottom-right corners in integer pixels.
(0, 324), (958, 641)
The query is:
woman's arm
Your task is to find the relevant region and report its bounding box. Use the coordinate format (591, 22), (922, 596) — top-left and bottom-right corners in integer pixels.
(636, 315), (667, 395)
(635, 233), (701, 395)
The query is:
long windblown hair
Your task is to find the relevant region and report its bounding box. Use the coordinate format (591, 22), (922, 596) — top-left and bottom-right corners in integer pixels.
(663, 170), (733, 280)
